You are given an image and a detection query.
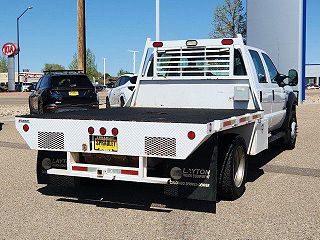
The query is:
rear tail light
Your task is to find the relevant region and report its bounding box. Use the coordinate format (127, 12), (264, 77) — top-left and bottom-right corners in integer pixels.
(221, 39), (234, 45)
(23, 124), (29, 132)
(188, 131), (195, 140)
(112, 128), (118, 136)
(46, 104), (58, 110)
(153, 42), (163, 48)
(88, 127), (94, 135)
(99, 127), (106, 135)
(91, 103), (99, 108)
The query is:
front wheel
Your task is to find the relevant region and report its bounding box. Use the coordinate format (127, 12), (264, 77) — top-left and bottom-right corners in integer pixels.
(106, 97), (111, 108)
(120, 97), (125, 107)
(38, 101), (44, 114)
(283, 109), (297, 150)
(218, 135), (248, 200)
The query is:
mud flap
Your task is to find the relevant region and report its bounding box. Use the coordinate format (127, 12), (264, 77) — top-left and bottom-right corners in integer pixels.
(37, 150), (67, 184)
(165, 134), (218, 202)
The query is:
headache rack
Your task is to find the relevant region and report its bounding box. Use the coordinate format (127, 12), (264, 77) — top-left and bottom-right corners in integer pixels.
(135, 35), (249, 82)
(156, 46), (232, 77)
(144, 36), (247, 79)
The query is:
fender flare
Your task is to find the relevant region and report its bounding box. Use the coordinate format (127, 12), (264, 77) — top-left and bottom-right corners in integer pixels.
(282, 92), (297, 130)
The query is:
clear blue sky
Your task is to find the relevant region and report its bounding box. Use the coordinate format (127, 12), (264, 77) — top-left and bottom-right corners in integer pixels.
(0, 0), (318, 75)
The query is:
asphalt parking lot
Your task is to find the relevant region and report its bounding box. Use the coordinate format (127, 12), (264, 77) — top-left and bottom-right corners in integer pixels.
(0, 92), (320, 239)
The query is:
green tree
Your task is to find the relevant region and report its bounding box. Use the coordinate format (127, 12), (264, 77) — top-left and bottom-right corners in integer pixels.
(42, 63), (65, 72)
(0, 55), (8, 73)
(210, 0), (247, 40)
(117, 69), (130, 76)
(69, 49), (99, 81)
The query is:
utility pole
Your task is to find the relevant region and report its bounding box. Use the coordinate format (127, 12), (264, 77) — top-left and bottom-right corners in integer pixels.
(156, 0), (160, 41)
(103, 57), (106, 86)
(77, 0), (86, 73)
(128, 50), (139, 74)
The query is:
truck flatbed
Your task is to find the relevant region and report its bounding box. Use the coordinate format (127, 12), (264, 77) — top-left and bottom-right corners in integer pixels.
(21, 108), (258, 124)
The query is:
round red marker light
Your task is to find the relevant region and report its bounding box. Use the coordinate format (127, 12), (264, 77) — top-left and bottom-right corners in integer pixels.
(88, 127), (94, 135)
(23, 124), (29, 132)
(188, 131), (195, 140)
(112, 128), (118, 136)
(100, 127), (106, 135)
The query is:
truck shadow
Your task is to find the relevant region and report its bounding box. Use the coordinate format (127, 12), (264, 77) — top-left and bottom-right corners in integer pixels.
(38, 181), (216, 213)
(247, 143), (284, 182)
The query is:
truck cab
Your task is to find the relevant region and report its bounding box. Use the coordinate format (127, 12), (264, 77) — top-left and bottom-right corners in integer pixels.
(131, 36), (297, 134)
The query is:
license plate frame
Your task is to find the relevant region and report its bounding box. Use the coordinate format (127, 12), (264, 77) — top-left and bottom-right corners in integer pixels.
(69, 91), (79, 96)
(92, 136), (118, 152)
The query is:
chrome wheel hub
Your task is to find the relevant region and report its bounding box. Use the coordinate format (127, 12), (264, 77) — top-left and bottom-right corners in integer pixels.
(291, 121), (297, 140)
(233, 146), (246, 188)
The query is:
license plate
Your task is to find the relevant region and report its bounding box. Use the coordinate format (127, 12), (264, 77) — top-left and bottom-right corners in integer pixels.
(93, 136), (118, 152)
(69, 91), (79, 96)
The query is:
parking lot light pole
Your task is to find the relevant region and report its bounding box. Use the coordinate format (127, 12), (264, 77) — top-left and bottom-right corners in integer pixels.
(17, 6), (33, 87)
(129, 50), (139, 74)
(156, 0), (160, 41)
(103, 58), (106, 86)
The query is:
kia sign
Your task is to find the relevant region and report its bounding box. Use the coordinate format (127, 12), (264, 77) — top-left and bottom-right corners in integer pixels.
(2, 43), (18, 56)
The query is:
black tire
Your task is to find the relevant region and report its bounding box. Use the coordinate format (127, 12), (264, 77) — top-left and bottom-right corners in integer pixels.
(120, 97), (125, 107)
(37, 151), (51, 184)
(106, 97), (111, 108)
(282, 108), (297, 150)
(218, 135), (248, 200)
(28, 100), (33, 114)
(38, 101), (44, 114)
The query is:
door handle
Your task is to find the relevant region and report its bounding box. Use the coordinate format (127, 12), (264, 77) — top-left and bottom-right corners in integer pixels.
(272, 90), (275, 101)
(260, 91), (262, 102)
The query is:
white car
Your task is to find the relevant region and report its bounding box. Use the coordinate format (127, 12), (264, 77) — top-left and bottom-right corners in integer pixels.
(106, 74), (137, 107)
(21, 82), (33, 92)
(307, 84), (319, 90)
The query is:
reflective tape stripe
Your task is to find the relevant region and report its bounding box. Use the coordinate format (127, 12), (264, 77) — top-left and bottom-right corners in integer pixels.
(252, 114), (261, 120)
(239, 117), (247, 123)
(72, 166), (88, 171)
(223, 119), (236, 127)
(121, 170), (139, 176)
(223, 120), (232, 127)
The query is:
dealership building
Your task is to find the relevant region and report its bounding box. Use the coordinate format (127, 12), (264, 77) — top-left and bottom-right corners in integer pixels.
(306, 64), (320, 85)
(0, 72), (43, 84)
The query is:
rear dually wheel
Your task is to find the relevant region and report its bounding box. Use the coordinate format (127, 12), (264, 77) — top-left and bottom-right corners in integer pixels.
(218, 135), (248, 200)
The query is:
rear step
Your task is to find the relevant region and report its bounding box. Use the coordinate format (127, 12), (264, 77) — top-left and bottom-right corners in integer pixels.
(47, 158), (171, 185)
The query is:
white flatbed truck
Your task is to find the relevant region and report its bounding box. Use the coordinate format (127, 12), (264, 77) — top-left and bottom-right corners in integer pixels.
(16, 35), (298, 202)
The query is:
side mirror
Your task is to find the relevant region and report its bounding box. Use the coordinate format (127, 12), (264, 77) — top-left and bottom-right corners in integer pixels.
(258, 74), (267, 83)
(288, 69), (298, 86)
(130, 77), (137, 84)
(106, 83), (114, 88)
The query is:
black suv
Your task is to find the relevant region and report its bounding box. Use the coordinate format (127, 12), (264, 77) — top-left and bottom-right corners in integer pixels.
(29, 71), (99, 114)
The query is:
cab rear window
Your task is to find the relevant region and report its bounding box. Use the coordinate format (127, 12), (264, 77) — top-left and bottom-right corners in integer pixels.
(50, 75), (93, 89)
